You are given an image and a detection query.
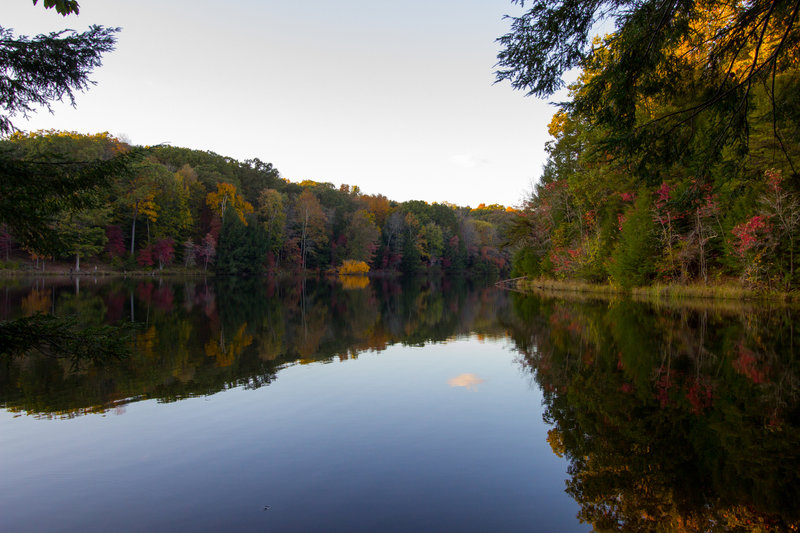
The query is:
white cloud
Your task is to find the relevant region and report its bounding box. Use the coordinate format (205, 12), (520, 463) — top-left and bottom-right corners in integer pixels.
(450, 153), (487, 169)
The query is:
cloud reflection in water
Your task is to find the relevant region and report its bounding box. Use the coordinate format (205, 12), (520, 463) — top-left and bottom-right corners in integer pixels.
(447, 373), (486, 391)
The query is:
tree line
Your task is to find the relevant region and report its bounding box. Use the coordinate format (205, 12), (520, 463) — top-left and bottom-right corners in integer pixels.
(0, 130), (516, 277)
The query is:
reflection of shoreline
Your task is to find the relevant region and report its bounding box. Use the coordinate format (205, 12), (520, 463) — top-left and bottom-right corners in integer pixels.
(510, 291), (800, 530)
(1, 278), (510, 418)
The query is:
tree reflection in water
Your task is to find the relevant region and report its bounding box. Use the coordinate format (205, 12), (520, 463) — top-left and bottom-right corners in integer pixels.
(0, 276), (510, 417)
(505, 292), (800, 531)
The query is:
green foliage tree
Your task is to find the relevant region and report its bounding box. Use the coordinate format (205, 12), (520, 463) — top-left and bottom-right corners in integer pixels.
(418, 222), (444, 266)
(216, 213), (269, 275)
(344, 209), (380, 263)
(608, 194), (658, 287)
(57, 206), (108, 271)
(0, 133), (135, 258)
(256, 188), (286, 258)
(146, 168), (191, 244)
(400, 213), (422, 273)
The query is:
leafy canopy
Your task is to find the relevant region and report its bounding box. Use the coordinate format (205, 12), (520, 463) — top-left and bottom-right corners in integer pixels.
(496, 0), (800, 168)
(0, 24), (118, 134)
(31, 0), (80, 16)
(497, 0), (800, 98)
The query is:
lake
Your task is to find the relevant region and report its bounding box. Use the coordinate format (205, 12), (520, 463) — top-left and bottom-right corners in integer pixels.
(1, 276), (799, 531)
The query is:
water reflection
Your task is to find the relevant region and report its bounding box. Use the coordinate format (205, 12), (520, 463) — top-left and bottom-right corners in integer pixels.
(0, 276), (510, 418)
(504, 292), (800, 530)
(2, 277), (800, 529)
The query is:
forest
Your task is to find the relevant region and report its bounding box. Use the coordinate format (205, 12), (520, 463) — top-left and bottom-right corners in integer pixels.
(0, 131), (515, 278)
(502, 0), (800, 291)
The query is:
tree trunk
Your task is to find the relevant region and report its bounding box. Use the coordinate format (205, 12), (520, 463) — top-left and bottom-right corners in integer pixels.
(696, 209), (707, 284)
(130, 210), (138, 255)
(75, 254), (80, 272)
(301, 210), (309, 270)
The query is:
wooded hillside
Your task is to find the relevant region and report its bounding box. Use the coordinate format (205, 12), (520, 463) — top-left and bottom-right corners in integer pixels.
(0, 131), (515, 277)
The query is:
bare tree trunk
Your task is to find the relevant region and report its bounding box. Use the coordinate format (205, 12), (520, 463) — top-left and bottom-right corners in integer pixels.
(130, 209), (138, 255)
(301, 210), (309, 271)
(696, 209), (707, 284)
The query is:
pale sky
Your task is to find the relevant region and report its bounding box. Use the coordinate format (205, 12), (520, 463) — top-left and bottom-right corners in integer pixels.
(6, 0), (566, 207)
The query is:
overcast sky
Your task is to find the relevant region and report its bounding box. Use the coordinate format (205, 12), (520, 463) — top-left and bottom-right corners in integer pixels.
(6, 0), (566, 207)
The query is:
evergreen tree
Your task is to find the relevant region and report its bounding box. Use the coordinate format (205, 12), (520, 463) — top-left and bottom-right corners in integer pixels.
(216, 213), (268, 275)
(609, 195), (658, 287)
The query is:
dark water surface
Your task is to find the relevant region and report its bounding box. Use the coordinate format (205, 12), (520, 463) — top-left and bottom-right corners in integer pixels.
(1, 276), (799, 531)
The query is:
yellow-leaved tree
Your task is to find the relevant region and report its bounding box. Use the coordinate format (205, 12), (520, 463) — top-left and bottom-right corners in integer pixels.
(205, 182), (253, 225)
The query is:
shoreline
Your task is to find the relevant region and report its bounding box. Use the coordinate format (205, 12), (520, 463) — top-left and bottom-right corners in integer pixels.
(514, 277), (800, 304)
(0, 265), (424, 280)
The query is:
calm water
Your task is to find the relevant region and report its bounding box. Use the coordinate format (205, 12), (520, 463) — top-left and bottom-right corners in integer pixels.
(1, 276), (799, 531)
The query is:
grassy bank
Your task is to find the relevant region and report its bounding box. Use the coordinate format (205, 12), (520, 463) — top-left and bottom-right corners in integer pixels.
(0, 264), (212, 277)
(515, 277), (800, 303)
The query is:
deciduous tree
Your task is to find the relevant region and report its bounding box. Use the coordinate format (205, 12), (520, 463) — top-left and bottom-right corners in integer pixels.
(152, 237), (175, 270)
(257, 188), (286, 257)
(345, 210), (379, 263)
(206, 182), (253, 225)
(294, 190), (328, 270)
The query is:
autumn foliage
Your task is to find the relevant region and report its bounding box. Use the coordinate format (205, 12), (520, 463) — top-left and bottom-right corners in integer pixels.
(1, 132), (513, 277)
